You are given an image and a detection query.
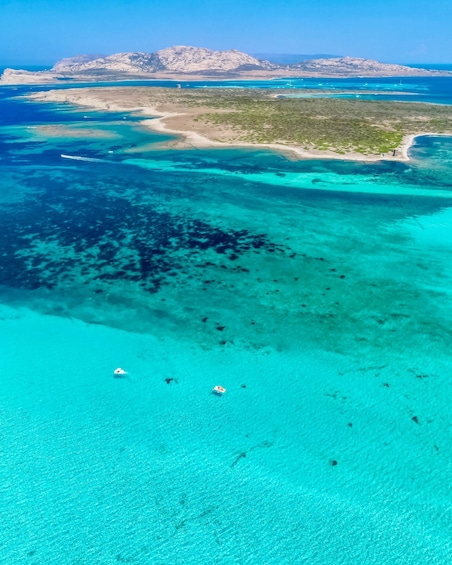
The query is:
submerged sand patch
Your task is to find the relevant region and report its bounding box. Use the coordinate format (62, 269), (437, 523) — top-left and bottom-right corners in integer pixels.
(33, 124), (122, 139)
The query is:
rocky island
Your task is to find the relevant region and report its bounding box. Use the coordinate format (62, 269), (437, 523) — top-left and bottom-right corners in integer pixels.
(2, 45), (449, 84)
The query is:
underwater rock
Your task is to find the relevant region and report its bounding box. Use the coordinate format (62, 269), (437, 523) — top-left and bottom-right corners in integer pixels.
(231, 452), (247, 468)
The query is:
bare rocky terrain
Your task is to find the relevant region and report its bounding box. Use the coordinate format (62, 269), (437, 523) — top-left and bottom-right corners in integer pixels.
(1, 45), (448, 84)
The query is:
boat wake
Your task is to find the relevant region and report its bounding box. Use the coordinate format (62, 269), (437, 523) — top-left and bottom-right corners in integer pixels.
(60, 154), (110, 163)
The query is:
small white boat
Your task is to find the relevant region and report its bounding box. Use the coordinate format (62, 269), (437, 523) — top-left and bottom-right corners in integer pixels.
(212, 385), (226, 396)
(113, 367), (127, 376)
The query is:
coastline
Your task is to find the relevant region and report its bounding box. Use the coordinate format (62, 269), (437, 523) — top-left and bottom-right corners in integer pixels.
(27, 88), (451, 163)
(142, 112), (425, 163)
(3, 67), (452, 86)
(139, 113), (413, 162)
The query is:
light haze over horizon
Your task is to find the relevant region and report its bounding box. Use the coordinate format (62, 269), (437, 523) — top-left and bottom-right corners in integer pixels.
(1, 0), (451, 65)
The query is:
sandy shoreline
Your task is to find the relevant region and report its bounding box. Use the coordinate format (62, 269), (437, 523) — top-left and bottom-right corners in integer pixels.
(27, 89), (451, 163)
(4, 66), (451, 86)
(142, 112), (426, 162)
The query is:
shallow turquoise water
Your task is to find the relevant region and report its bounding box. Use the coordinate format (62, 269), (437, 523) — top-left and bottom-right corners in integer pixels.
(2, 75), (452, 105)
(0, 94), (451, 563)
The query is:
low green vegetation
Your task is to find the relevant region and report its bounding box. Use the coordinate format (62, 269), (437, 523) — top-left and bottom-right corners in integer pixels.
(146, 88), (452, 156)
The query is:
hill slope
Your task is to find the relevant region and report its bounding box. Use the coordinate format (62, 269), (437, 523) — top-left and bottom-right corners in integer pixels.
(1, 46), (447, 83)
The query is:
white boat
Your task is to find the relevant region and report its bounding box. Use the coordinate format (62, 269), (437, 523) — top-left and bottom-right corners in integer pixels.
(212, 385), (226, 395)
(113, 367), (127, 376)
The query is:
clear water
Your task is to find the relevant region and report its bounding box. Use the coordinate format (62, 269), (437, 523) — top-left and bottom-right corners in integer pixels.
(2, 74), (452, 105)
(1, 85), (451, 564)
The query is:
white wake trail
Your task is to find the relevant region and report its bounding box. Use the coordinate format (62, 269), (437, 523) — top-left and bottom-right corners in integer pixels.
(60, 154), (111, 163)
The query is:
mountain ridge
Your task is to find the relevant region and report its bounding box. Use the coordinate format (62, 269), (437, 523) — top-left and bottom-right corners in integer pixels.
(1, 45), (449, 83)
(51, 46), (276, 73)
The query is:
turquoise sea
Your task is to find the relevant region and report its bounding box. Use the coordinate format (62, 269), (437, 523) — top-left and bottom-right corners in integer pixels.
(1, 81), (451, 564)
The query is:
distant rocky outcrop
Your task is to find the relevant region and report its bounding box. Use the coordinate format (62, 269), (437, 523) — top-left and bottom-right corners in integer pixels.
(52, 54), (105, 72)
(156, 46), (275, 72)
(48, 46), (275, 75)
(291, 56), (420, 75)
(57, 51), (162, 74)
(253, 53), (340, 65)
(1, 68), (56, 83)
(1, 46), (446, 84)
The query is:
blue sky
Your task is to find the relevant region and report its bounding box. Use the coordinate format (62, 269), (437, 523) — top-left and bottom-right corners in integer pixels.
(1, 0), (451, 64)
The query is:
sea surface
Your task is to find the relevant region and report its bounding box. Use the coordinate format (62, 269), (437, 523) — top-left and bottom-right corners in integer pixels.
(2, 69), (452, 105)
(0, 80), (451, 564)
